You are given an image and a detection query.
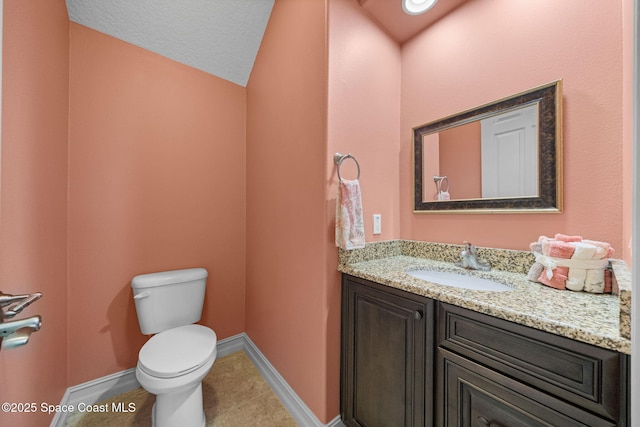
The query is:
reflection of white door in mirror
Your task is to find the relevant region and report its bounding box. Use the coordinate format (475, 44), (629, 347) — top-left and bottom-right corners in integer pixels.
(481, 104), (538, 198)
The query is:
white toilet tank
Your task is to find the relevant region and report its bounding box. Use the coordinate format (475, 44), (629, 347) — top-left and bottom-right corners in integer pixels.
(132, 268), (208, 335)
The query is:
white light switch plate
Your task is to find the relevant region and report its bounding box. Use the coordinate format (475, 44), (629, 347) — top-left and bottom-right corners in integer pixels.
(373, 214), (382, 235)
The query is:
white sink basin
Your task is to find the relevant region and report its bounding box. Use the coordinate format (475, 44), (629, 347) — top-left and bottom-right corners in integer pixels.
(405, 269), (513, 292)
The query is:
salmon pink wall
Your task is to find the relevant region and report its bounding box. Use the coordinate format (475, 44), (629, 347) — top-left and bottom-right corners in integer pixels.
(246, 0), (334, 421)
(622, 0), (634, 265)
(401, 0), (626, 251)
(68, 23), (247, 384)
(323, 0), (402, 419)
(0, 0), (69, 425)
(328, 0), (401, 242)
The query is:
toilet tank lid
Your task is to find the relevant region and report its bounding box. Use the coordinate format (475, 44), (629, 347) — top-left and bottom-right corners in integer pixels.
(131, 268), (208, 289)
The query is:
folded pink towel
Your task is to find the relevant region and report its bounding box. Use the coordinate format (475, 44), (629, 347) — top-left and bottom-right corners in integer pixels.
(538, 266), (568, 290)
(604, 269), (612, 293)
(336, 179), (365, 250)
(554, 233), (583, 242)
(542, 241), (575, 259)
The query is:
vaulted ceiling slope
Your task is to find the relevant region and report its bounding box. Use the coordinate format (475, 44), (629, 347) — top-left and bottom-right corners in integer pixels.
(66, 0), (275, 87)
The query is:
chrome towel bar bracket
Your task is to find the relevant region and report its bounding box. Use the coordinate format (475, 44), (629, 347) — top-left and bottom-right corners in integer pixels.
(334, 152), (361, 182)
(1, 292), (42, 319)
(0, 291), (43, 351)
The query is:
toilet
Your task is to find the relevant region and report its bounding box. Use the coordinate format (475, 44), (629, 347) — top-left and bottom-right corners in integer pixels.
(131, 268), (217, 427)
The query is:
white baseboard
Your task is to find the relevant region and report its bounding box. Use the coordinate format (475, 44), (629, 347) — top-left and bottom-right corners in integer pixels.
(50, 367), (139, 427)
(52, 332), (344, 427)
(327, 416), (347, 427)
(240, 333), (345, 427)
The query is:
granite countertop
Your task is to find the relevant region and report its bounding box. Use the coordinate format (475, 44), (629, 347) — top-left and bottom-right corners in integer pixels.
(338, 241), (631, 355)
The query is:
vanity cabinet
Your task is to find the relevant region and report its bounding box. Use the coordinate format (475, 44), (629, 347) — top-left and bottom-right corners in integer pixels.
(340, 275), (630, 427)
(341, 275), (435, 427)
(437, 303), (629, 427)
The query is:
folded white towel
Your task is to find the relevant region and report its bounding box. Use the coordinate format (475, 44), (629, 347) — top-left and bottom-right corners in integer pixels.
(566, 269), (587, 291)
(584, 269), (605, 293)
(566, 242), (597, 291)
(583, 239), (614, 258)
(570, 242), (598, 259)
(582, 241), (609, 293)
(336, 179), (365, 250)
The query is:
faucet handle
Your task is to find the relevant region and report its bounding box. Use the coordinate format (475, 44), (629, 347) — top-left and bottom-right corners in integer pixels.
(1, 292), (42, 319)
(463, 241), (478, 255)
(0, 292), (32, 308)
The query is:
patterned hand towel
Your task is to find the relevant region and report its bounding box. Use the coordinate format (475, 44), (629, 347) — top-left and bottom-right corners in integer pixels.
(336, 179), (365, 250)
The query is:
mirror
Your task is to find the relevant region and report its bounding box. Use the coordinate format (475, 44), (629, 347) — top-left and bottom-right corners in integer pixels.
(413, 80), (562, 213)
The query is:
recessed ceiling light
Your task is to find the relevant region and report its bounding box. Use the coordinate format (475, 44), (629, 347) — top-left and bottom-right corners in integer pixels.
(402, 0), (438, 15)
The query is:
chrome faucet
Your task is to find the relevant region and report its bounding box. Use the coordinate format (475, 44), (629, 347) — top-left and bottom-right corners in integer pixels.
(0, 292), (43, 350)
(456, 241), (491, 271)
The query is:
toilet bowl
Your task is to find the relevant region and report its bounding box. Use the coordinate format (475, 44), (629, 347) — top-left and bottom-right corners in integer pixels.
(131, 268), (216, 427)
(136, 325), (217, 427)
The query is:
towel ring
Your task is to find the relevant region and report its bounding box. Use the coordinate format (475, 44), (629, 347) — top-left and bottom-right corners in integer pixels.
(334, 152), (361, 182)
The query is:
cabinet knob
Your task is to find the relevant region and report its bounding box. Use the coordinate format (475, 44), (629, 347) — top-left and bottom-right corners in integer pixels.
(414, 310), (422, 320)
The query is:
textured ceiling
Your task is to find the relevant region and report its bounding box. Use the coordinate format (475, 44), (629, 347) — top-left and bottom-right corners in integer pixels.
(66, 0), (275, 87)
(65, 0), (466, 86)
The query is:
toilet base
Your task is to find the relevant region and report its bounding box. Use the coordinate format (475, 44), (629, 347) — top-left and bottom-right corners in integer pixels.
(151, 382), (206, 427)
(135, 327), (216, 427)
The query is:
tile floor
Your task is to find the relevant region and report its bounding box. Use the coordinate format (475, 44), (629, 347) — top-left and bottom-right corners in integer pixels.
(65, 351), (298, 426)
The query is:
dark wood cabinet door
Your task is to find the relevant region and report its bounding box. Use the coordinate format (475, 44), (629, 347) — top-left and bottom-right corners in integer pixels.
(341, 275), (434, 427)
(437, 303), (624, 421)
(437, 349), (616, 427)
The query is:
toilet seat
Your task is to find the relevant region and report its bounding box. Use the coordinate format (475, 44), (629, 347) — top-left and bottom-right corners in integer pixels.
(138, 324), (217, 379)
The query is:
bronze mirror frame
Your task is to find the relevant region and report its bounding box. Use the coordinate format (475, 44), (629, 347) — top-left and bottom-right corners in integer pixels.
(413, 80), (563, 214)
